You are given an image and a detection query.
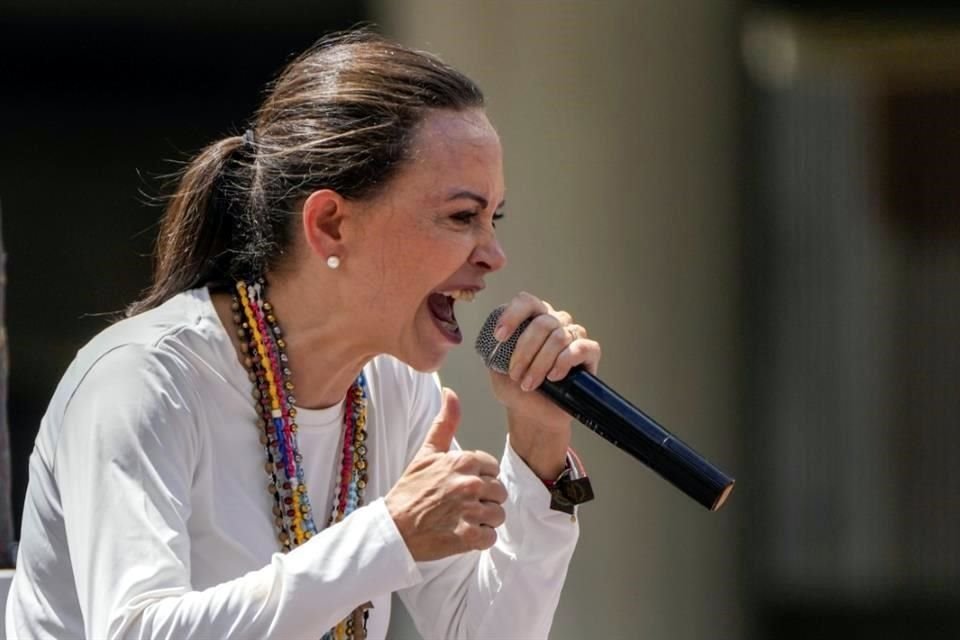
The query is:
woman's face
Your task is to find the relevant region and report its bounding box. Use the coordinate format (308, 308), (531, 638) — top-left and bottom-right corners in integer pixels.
(348, 108), (507, 372)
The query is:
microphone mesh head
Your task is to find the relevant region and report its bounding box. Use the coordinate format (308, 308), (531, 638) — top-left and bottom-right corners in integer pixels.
(474, 305), (533, 374)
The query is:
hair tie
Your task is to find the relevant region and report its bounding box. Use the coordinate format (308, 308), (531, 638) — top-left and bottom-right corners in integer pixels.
(242, 128), (257, 152)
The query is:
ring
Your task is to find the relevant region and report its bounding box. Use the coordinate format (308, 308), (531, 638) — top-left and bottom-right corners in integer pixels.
(566, 325), (579, 341)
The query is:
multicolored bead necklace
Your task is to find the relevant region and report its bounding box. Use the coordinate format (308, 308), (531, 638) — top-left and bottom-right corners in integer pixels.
(232, 278), (370, 640)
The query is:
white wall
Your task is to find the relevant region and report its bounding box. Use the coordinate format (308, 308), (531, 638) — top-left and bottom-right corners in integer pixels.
(372, 2), (744, 639)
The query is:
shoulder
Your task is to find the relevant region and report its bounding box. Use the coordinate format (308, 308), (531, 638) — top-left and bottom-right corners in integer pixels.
(49, 296), (224, 466)
(78, 288), (223, 366)
(48, 289), (226, 434)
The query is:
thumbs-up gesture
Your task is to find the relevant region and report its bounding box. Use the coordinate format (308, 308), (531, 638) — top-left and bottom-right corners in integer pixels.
(385, 388), (508, 562)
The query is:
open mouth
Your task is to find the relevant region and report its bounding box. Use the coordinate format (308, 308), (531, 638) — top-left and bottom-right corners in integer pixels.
(427, 289), (476, 343)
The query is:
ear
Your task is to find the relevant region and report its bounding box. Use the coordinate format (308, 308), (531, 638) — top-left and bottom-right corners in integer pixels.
(301, 189), (347, 262)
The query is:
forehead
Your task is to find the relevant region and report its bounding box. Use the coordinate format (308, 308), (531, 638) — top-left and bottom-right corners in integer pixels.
(391, 109), (504, 204)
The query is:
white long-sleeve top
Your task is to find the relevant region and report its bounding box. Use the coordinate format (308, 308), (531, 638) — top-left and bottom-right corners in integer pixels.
(7, 287), (579, 640)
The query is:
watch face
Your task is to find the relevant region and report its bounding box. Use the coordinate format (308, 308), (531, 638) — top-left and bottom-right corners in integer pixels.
(550, 476), (594, 514)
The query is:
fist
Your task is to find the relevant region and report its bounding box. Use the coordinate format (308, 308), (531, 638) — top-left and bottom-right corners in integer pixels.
(489, 292), (601, 432)
(385, 388), (508, 561)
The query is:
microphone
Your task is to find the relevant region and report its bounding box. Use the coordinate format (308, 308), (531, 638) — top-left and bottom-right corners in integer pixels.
(475, 306), (735, 511)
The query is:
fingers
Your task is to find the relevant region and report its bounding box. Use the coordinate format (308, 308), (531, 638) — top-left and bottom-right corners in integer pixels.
(494, 292), (601, 391)
(492, 291), (553, 342)
(391, 388), (507, 561)
(419, 387), (461, 455)
(454, 472), (509, 504)
(547, 336), (601, 380)
(454, 520), (500, 551)
(452, 448), (500, 478)
(455, 483), (507, 551)
(387, 448), (508, 560)
(509, 317), (578, 390)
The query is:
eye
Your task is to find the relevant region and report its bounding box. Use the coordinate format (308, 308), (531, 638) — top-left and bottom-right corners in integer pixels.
(451, 211), (478, 225)
(449, 210), (505, 229)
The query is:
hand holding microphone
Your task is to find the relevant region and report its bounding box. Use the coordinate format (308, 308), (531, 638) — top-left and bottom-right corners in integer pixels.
(476, 299), (735, 512)
(478, 293), (603, 482)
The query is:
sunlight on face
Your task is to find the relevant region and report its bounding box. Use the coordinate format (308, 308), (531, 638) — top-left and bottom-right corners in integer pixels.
(350, 108), (508, 371)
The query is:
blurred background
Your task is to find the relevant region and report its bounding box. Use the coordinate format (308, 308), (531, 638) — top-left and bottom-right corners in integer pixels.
(2, 0), (959, 638)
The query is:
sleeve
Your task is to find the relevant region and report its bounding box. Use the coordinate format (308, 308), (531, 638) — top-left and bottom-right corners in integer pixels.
(54, 344), (421, 640)
(396, 372), (580, 640)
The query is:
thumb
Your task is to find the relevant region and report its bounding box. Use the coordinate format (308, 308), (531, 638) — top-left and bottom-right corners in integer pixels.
(419, 387), (461, 455)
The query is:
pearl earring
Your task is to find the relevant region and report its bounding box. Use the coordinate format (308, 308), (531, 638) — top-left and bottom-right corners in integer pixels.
(326, 256), (341, 270)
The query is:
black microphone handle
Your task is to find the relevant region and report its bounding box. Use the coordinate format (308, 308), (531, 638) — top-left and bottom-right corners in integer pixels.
(537, 367), (735, 511)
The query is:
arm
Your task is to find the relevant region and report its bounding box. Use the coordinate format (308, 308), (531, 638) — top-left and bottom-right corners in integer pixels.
(398, 438), (579, 639)
(392, 372), (579, 640)
(395, 290), (601, 638)
(55, 345), (421, 640)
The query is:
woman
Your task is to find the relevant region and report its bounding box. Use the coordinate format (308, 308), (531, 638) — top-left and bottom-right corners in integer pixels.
(7, 30), (600, 640)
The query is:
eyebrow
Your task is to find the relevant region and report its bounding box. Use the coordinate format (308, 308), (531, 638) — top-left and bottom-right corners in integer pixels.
(446, 190), (506, 212)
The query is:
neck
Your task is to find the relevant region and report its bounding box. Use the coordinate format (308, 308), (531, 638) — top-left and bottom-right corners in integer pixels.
(267, 272), (377, 409)
(215, 271), (377, 410)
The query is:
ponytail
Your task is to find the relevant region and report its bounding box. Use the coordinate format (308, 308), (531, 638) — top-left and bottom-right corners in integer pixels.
(126, 136), (246, 317)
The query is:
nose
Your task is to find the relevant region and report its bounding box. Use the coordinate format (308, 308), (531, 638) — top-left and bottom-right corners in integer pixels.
(470, 233), (507, 272)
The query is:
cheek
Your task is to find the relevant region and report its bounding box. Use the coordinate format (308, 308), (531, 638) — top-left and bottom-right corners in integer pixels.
(378, 227), (473, 299)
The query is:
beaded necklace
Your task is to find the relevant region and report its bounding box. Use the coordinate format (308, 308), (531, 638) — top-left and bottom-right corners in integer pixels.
(232, 279), (370, 640)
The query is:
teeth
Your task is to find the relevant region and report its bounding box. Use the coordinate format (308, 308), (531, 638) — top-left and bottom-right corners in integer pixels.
(442, 289), (476, 302)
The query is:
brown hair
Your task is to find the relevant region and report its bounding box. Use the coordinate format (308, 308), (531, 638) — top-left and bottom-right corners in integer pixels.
(127, 29), (484, 316)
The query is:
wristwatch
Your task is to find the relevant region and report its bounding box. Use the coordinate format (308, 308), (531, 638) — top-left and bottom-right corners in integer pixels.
(544, 448), (594, 515)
